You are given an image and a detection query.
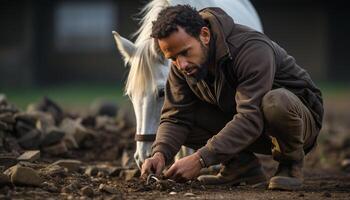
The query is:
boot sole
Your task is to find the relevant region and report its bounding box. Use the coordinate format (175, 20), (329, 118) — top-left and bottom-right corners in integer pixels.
(199, 173), (267, 187)
(268, 176), (302, 190)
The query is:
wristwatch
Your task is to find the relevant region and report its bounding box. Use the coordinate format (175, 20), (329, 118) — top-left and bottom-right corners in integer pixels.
(199, 157), (206, 168)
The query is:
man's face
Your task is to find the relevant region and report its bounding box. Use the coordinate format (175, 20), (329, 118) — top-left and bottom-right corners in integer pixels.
(158, 26), (210, 78)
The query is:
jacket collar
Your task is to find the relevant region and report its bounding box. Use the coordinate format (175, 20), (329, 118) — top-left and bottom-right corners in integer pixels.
(199, 7), (234, 62)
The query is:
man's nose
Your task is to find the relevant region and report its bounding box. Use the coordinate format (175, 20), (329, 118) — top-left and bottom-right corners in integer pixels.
(176, 56), (188, 70)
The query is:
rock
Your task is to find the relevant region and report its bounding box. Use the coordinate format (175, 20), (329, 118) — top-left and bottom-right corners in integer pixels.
(42, 141), (68, 156)
(99, 184), (120, 194)
(40, 126), (65, 147)
(0, 154), (18, 170)
(85, 166), (99, 176)
(169, 191), (177, 195)
(0, 135), (4, 150)
(81, 116), (96, 128)
(51, 159), (82, 172)
(323, 192), (332, 197)
(0, 113), (15, 124)
(34, 112), (56, 130)
(10, 165), (43, 186)
(90, 100), (118, 117)
(70, 180), (81, 189)
(14, 121), (35, 138)
(61, 185), (73, 193)
(0, 120), (13, 132)
(104, 124), (124, 133)
(0, 121), (9, 131)
(121, 169), (140, 181)
(105, 166), (124, 177)
(67, 195), (74, 200)
(95, 116), (115, 130)
(60, 118), (96, 149)
(121, 151), (133, 167)
(120, 127), (136, 139)
(17, 129), (42, 149)
(81, 186), (94, 197)
(14, 112), (38, 126)
(0, 172), (11, 187)
(16, 161), (40, 169)
(17, 150), (40, 162)
(116, 107), (135, 128)
(341, 159), (350, 171)
(0, 104), (18, 114)
(0, 94), (7, 105)
(72, 125), (96, 149)
(184, 192), (195, 197)
(35, 97), (64, 124)
(2, 136), (22, 154)
(97, 171), (106, 178)
(40, 164), (66, 177)
(42, 181), (59, 192)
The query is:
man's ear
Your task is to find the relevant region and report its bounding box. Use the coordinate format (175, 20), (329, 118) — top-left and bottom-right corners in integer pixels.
(199, 27), (210, 45)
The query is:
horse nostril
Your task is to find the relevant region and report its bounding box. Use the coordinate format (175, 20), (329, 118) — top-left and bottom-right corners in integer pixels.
(157, 88), (165, 98)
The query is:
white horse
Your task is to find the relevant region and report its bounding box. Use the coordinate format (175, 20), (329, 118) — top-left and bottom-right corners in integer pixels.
(113, 0), (263, 168)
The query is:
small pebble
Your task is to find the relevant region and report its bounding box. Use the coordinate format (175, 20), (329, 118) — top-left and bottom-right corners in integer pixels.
(184, 192), (195, 197)
(81, 186), (94, 197)
(323, 192), (331, 197)
(169, 191), (177, 195)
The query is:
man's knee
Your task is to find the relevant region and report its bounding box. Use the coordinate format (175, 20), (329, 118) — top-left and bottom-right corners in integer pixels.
(262, 88), (292, 126)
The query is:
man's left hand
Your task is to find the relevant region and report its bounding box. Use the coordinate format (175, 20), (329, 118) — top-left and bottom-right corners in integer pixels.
(164, 152), (203, 182)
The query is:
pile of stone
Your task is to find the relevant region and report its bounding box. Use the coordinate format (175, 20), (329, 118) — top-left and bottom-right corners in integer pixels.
(1, 152), (140, 199)
(0, 94), (142, 198)
(0, 94), (136, 164)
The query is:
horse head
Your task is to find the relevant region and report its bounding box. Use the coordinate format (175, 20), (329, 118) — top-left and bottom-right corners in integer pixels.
(113, 31), (169, 168)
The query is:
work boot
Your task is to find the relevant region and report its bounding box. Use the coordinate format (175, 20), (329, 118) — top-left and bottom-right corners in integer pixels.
(197, 152), (266, 186)
(268, 160), (303, 190)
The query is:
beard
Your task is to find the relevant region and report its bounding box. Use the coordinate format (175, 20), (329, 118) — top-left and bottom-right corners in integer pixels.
(193, 42), (210, 81)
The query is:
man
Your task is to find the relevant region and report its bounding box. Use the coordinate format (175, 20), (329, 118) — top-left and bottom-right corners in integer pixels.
(141, 5), (323, 190)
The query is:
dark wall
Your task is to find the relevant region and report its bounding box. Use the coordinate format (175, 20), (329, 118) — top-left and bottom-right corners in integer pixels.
(0, 0), (35, 87)
(328, 1), (350, 81)
(0, 0), (349, 88)
(252, 0), (329, 80)
(0, 0), (143, 88)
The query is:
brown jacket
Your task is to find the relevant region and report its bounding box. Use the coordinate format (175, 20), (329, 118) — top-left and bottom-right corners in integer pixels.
(152, 7), (323, 166)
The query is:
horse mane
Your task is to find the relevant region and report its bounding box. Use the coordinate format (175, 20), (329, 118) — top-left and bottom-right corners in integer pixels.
(125, 0), (170, 100)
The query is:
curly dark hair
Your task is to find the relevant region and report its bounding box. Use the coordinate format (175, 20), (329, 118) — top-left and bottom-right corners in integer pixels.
(151, 4), (206, 39)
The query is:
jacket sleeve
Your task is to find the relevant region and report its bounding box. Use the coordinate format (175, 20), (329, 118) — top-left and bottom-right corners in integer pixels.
(198, 40), (276, 166)
(151, 64), (198, 164)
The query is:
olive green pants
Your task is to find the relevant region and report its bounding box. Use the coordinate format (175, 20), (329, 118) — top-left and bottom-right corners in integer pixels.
(184, 88), (319, 163)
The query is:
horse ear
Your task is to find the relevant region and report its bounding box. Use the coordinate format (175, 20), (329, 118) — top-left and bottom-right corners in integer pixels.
(112, 31), (136, 62)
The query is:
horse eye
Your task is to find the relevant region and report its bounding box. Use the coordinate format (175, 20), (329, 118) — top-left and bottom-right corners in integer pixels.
(157, 88), (165, 98)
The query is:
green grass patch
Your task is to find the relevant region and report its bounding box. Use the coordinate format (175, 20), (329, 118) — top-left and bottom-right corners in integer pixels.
(317, 81), (350, 99)
(2, 81), (349, 111)
(2, 84), (129, 110)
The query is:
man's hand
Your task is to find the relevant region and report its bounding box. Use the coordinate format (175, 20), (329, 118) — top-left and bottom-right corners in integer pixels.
(164, 152), (203, 182)
(141, 152), (165, 178)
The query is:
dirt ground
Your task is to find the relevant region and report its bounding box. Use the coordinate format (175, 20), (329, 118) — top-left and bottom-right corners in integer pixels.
(2, 163), (350, 200)
(1, 95), (350, 200)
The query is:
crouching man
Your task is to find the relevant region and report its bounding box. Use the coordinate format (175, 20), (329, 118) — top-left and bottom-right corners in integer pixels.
(141, 5), (323, 190)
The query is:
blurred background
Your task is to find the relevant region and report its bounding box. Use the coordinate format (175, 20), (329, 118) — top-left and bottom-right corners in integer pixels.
(0, 0), (349, 109)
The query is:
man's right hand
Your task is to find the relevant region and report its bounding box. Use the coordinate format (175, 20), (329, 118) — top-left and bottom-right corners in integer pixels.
(141, 152), (165, 178)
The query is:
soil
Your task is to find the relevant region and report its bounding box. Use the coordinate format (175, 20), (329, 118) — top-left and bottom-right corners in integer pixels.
(1, 96), (350, 200)
(2, 165), (350, 200)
